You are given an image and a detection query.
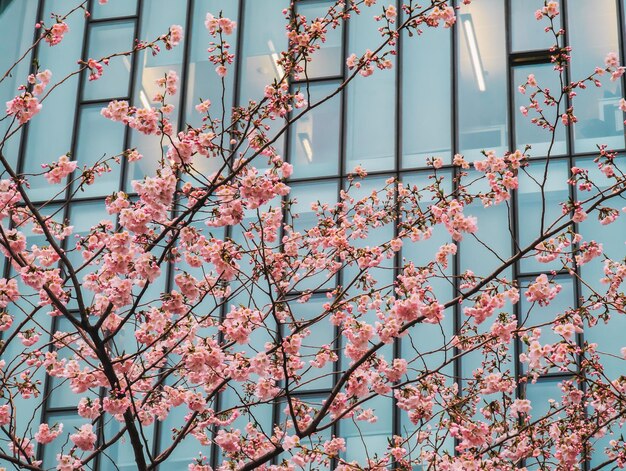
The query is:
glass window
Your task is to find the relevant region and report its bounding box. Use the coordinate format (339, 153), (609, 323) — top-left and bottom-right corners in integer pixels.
(341, 395), (393, 463)
(458, 0), (508, 159)
(459, 172), (512, 278)
(0, 0), (38, 169)
(295, 0), (343, 78)
(82, 20), (135, 101)
(74, 104), (125, 197)
(47, 316), (100, 409)
(568, 0), (624, 152)
(289, 81), (341, 178)
(576, 156), (626, 380)
(289, 294), (337, 391)
(91, 0), (138, 19)
(23, 0), (86, 201)
(40, 412), (86, 465)
(128, 0), (188, 186)
(402, 25), (452, 168)
(345, 2), (396, 172)
(510, 0), (561, 52)
(514, 63), (567, 157)
(185, 0), (239, 129)
(238, 0), (290, 161)
(524, 378), (563, 420)
(288, 179), (339, 291)
(517, 159), (569, 274)
(101, 420), (155, 471)
(519, 276), (575, 374)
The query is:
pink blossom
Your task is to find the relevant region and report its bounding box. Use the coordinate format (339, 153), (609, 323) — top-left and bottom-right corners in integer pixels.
(35, 423), (63, 444)
(0, 278), (19, 308)
(525, 274), (561, 306)
(44, 22), (70, 46)
(45, 154), (78, 184)
(6, 93), (42, 124)
(56, 455), (82, 471)
(70, 424), (97, 451)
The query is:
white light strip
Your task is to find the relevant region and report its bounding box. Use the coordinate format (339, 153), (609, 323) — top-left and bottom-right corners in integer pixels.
(301, 136), (313, 162)
(267, 40), (285, 79)
(139, 90), (151, 109)
(463, 19), (486, 92)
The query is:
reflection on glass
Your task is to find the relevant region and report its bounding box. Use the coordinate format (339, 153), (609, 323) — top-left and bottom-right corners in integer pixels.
(459, 171), (512, 278)
(568, 0), (624, 152)
(511, 0), (560, 52)
(576, 156), (626, 381)
(91, 0), (137, 19)
(0, 0), (38, 169)
(402, 26), (452, 168)
(82, 21), (135, 101)
(185, 0), (239, 129)
(458, 0), (508, 159)
(23, 0), (85, 201)
(289, 180), (339, 291)
(520, 276), (574, 373)
(517, 159), (569, 274)
(41, 412), (85, 464)
(74, 104), (125, 197)
(290, 295), (336, 391)
(127, 0), (188, 186)
(239, 0), (290, 160)
(295, 0), (343, 78)
(342, 395), (393, 463)
(289, 81), (341, 178)
(345, 2), (396, 172)
(514, 64), (567, 157)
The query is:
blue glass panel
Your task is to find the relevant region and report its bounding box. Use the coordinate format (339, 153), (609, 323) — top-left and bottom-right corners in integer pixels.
(82, 21), (135, 101)
(238, 0), (290, 162)
(524, 378), (563, 420)
(288, 179), (339, 291)
(295, 0), (343, 78)
(277, 394), (332, 469)
(23, 0), (85, 201)
(48, 316), (100, 409)
(517, 159), (569, 274)
(510, 0), (561, 52)
(41, 412), (87, 465)
(458, 0), (508, 159)
(157, 393), (213, 467)
(290, 294), (336, 391)
(345, 2), (396, 172)
(74, 104), (125, 197)
(519, 276), (575, 374)
(0, 0), (38, 170)
(101, 420), (155, 471)
(402, 25), (452, 168)
(185, 0), (239, 129)
(459, 172), (512, 278)
(568, 0), (624, 152)
(576, 156), (626, 381)
(91, 0), (138, 19)
(514, 63), (567, 157)
(289, 81), (341, 178)
(341, 395), (393, 463)
(127, 0), (187, 187)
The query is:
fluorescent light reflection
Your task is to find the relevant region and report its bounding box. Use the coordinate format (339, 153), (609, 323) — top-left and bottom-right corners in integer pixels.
(299, 133), (313, 162)
(462, 16), (486, 92)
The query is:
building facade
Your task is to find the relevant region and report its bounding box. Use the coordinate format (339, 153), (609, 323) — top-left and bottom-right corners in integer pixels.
(1, 0), (625, 469)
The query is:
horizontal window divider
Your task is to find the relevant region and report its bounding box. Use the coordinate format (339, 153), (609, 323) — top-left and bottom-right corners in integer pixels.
(88, 15), (139, 25)
(291, 75), (345, 85)
(509, 49), (554, 66)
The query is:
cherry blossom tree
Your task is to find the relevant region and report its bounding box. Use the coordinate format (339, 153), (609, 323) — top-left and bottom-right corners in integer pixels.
(1, 0), (625, 470)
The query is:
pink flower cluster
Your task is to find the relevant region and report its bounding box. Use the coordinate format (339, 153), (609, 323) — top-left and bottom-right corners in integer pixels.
(44, 153), (78, 184)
